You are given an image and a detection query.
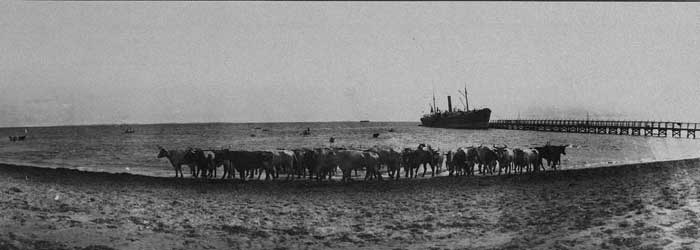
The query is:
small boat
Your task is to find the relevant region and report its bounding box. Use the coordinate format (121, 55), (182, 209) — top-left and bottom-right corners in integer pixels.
(124, 127), (135, 134)
(10, 128), (28, 142)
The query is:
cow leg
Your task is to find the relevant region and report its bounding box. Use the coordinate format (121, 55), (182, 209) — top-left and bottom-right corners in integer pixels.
(510, 163), (514, 174)
(506, 162), (513, 174)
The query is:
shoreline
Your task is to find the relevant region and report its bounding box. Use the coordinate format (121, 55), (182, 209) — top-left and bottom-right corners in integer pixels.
(1, 157), (699, 186)
(2, 157), (700, 249)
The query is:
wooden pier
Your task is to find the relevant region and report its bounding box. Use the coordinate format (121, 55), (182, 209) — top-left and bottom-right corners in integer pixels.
(489, 119), (699, 139)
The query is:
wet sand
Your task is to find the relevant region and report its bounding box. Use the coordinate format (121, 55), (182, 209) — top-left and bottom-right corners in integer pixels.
(2, 159), (700, 250)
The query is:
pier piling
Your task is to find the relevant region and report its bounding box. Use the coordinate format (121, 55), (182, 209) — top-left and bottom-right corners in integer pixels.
(489, 119), (698, 139)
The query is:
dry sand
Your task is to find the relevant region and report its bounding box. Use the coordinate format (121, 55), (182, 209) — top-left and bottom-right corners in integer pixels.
(2, 159), (700, 250)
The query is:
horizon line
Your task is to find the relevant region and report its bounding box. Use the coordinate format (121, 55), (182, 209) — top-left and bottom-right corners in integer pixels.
(0, 120), (420, 129)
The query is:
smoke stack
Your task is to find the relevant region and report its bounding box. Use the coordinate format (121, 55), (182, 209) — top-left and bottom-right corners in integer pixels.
(447, 96), (452, 112)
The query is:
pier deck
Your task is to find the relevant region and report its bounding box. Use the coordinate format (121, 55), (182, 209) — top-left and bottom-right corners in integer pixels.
(489, 119), (698, 139)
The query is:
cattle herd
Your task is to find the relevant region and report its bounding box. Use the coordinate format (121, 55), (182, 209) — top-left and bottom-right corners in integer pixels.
(156, 143), (567, 181)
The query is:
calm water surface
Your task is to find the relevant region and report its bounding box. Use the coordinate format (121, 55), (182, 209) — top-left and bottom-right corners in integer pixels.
(1, 122), (699, 177)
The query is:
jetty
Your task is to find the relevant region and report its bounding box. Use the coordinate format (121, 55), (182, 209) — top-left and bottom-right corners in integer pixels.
(490, 119), (699, 139)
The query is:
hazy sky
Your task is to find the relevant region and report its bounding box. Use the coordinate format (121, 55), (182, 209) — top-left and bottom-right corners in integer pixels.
(1, 2), (699, 127)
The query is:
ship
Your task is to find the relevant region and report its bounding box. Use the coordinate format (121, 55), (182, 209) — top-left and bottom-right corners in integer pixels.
(420, 86), (491, 129)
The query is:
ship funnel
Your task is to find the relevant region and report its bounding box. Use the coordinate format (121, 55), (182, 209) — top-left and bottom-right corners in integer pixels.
(447, 96), (452, 112)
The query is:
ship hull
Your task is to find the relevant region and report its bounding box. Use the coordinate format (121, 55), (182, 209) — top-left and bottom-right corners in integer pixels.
(420, 108), (491, 129)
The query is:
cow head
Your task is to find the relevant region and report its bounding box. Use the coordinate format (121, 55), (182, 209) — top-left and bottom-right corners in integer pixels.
(557, 145), (567, 155)
(492, 144), (508, 157)
(156, 146), (168, 158)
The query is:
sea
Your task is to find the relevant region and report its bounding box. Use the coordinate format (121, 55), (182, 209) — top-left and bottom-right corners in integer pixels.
(1, 122), (699, 178)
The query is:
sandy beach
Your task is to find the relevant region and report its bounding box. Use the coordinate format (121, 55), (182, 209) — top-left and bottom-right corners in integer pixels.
(2, 159), (700, 250)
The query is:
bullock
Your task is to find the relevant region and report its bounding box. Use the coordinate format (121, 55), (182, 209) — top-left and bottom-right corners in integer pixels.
(203, 149), (233, 179)
(513, 148), (527, 174)
(292, 149), (309, 179)
(302, 148), (319, 179)
(214, 150), (235, 179)
(475, 146), (498, 175)
(311, 148), (336, 181)
(271, 150), (296, 180)
(253, 151), (276, 180)
(493, 145), (515, 175)
(216, 150), (274, 181)
(523, 148), (542, 173)
(333, 150), (381, 181)
(443, 151), (454, 176)
(190, 149), (218, 178)
(416, 144), (439, 177)
(367, 146), (402, 180)
(401, 148), (420, 178)
(430, 146), (442, 173)
(465, 147), (478, 176)
(362, 151), (382, 181)
(450, 148), (468, 176)
(535, 145), (567, 170)
(156, 146), (197, 178)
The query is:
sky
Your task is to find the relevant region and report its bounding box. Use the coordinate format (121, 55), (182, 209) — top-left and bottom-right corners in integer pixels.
(1, 2), (699, 127)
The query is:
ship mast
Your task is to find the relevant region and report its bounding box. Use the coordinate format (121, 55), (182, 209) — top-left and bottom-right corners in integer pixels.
(459, 84), (469, 111)
(432, 88), (437, 113)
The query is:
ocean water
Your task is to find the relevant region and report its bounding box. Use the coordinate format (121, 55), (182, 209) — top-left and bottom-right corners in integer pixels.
(1, 122), (699, 178)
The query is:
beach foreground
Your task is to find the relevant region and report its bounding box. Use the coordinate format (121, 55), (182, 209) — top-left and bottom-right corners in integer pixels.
(2, 160), (700, 250)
